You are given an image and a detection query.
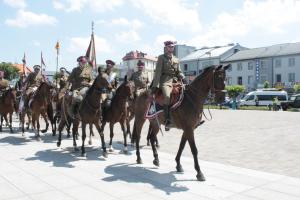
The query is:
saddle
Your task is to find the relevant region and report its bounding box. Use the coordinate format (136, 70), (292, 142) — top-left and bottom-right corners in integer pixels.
(145, 82), (184, 119)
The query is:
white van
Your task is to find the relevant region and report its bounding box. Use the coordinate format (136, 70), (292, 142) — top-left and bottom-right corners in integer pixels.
(239, 89), (288, 106)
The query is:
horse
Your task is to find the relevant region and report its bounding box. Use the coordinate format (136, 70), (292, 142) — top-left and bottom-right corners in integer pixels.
(57, 71), (111, 154)
(28, 82), (54, 140)
(0, 88), (18, 133)
(99, 76), (135, 154)
(132, 65), (230, 181)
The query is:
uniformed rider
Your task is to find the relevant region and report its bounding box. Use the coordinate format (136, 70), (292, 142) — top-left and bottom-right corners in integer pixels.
(129, 60), (149, 97)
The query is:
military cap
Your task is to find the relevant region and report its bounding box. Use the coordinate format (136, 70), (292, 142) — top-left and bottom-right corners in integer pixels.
(59, 67), (67, 72)
(137, 60), (145, 67)
(164, 40), (177, 46)
(106, 60), (115, 66)
(33, 65), (41, 69)
(77, 56), (88, 63)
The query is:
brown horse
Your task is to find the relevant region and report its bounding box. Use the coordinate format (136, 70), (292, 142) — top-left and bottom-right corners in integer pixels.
(100, 76), (135, 153)
(0, 88), (17, 133)
(57, 71), (111, 155)
(132, 65), (229, 181)
(29, 82), (54, 140)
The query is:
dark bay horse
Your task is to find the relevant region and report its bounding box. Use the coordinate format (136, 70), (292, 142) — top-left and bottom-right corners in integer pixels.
(57, 71), (111, 155)
(29, 82), (54, 140)
(100, 76), (135, 153)
(79, 72), (111, 157)
(132, 65), (230, 181)
(0, 88), (17, 133)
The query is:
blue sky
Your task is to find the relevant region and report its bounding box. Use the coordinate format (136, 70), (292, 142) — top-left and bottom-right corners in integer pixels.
(1, 0), (300, 71)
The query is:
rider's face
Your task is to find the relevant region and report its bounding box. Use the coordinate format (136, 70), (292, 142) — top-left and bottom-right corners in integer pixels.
(166, 45), (174, 54)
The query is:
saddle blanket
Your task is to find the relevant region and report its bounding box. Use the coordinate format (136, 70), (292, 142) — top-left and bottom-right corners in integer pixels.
(144, 90), (184, 119)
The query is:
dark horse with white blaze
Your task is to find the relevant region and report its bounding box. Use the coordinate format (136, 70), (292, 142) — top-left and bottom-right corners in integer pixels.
(99, 76), (135, 153)
(0, 88), (18, 133)
(132, 65), (230, 181)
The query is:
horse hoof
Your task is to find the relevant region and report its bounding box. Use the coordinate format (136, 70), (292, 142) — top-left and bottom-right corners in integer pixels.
(67, 134), (71, 138)
(10, 130), (14, 134)
(196, 173), (206, 181)
(103, 152), (108, 158)
(36, 137), (41, 141)
(41, 130), (47, 133)
(52, 132), (56, 136)
(123, 149), (128, 154)
(147, 141), (150, 146)
(81, 152), (86, 157)
(88, 141), (92, 145)
(57, 141), (61, 147)
(137, 158), (143, 164)
(153, 159), (160, 167)
(109, 146), (114, 152)
(156, 144), (160, 149)
(74, 147), (79, 152)
(176, 164), (184, 172)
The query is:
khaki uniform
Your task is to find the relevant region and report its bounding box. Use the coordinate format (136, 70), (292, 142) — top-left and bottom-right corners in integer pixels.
(0, 78), (9, 90)
(24, 72), (44, 96)
(68, 65), (92, 91)
(130, 70), (149, 96)
(152, 53), (183, 105)
(57, 73), (69, 90)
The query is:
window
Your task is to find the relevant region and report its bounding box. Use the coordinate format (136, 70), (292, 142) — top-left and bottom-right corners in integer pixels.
(246, 95), (255, 101)
(237, 62), (243, 71)
(248, 75), (253, 84)
(227, 77), (232, 85)
(227, 65), (232, 71)
(184, 64), (188, 71)
(288, 58), (295, 67)
(276, 74), (281, 83)
(288, 73), (295, 82)
(275, 59), (281, 68)
(248, 62), (253, 70)
(237, 76), (243, 85)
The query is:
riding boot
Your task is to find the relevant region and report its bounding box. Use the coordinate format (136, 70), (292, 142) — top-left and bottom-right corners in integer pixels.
(163, 105), (171, 131)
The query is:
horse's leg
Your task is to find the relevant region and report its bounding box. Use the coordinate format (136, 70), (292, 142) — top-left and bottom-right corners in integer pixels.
(146, 124), (151, 146)
(36, 113), (41, 141)
(0, 115), (3, 132)
(134, 119), (145, 164)
(88, 123), (93, 145)
(57, 117), (65, 147)
(72, 120), (79, 151)
(108, 122), (114, 152)
(81, 122), (86, 156)
(187, 132), (205, 181)
(41, 112), (49, 133)
(3, 114), (9, 131)
(149, 122), (160, 167)
(175, 134), (187, 173)
(120, 121), (128, 154)
(95, 122), (107, 158)
(20, 112), (25, 136)
(9, 112), (13, 133)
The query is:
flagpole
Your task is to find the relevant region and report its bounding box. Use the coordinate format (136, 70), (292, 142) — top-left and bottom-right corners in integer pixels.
(22, 53), (26, 77)
(40, 51), (43, 76)
(55, 41), (60, 88)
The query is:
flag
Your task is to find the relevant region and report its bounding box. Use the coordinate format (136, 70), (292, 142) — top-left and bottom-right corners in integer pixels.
(41, 52), (46, 67)
(22, 53), (26, 65)
(55, 41), (60, 54)
(85, 33), (96, 68)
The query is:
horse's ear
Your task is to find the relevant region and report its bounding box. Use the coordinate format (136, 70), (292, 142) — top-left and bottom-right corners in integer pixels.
(223, 64), (231, 71)
(216, 65), (223, 71)
(124, 75), (128, 82)
(98, 67), (102, 75)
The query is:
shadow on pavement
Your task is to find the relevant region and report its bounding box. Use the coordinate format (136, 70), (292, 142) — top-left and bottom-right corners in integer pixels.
(25, 146), (105, 168)
(103, 163), (189, 194)
(0, 135), (32, 146)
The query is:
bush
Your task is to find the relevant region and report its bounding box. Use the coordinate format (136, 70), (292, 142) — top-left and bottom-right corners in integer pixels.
(263, 81), (270, 88)
(0, 62), (20, 80)
(225, 85), (245, 98)
(294, 83), (300, 94)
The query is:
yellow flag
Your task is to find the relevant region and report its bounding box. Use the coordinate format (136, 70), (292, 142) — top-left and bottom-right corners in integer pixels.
(55, 41), (60, 50)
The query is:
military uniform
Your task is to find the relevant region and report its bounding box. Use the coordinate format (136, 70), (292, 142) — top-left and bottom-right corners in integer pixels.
(130, 69), (149, 97)
(101, 60), (118, 107)
(152, 53), (183, 105)
(58, 73), (69, 90)
(0, 78), (9, 91)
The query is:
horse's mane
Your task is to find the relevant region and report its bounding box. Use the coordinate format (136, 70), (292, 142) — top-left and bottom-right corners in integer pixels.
(190, 66), (214, 84)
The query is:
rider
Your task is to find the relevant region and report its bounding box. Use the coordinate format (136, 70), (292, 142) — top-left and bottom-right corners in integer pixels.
(129, 60), (149, 97)
(151, 41), (185, 131)
(67, 56), (93, 118)
(21, 65), (44, 110)
(102, 59), (118, 107)
(0, 71), (9, 102)
(57, 67), (69, 91)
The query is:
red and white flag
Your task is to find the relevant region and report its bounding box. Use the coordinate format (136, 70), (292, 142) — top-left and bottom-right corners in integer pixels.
(85, 33), (97, 68)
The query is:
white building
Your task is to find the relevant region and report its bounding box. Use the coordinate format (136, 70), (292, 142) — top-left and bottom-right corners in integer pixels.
(180, 44), (246, 81)
(174, 44), (196, 59)
(120, 51), (157, 81)
(223, 42), (300, 91)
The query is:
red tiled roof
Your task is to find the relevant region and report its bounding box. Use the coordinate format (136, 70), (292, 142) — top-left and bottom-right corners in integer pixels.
(13, 64), (32, 74)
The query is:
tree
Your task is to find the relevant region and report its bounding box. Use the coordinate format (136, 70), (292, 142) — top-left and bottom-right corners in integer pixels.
(294, 83), (300, 94)
(0, 62), (20, 80)
(263, 81), (270, 88)
(225, 85), (245, 98)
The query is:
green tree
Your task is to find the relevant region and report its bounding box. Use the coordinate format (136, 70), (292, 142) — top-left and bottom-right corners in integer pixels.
(294, 83), (300, 94)
(263, 81), (270, 88)
(0, 62), (20, 80)
(225, 85), (245, 98)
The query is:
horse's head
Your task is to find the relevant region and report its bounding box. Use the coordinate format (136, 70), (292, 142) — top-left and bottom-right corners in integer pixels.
(94, 71), (112, 92)
(118, 75), (135, 100)
(211, 64), (231, 103)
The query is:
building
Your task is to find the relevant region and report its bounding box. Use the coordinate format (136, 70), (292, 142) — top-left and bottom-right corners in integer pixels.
(120, 50), (157, 81)
(223, 42), (300, 91)
(180, 44), (246, 81)
(174, 44), (196, 59)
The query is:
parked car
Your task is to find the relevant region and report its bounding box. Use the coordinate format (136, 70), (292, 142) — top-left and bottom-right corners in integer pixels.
(239, 89), (288, 106)
(280, 94), (300, 111)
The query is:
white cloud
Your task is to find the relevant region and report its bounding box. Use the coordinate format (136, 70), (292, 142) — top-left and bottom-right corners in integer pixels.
(68, 35), (111, 53)
(33, 40), (40, 46)
(131, 0), (202, 32)
(3, 0), (26, 8)
(109, 18), (143, 30)
(5, 10), (58, 28)
(190, 0), (300, 47)
(53, 0), (123, 12)
(115, 30), (140, 43)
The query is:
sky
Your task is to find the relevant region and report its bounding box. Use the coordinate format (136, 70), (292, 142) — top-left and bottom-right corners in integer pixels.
(1, 0), (300, 71)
